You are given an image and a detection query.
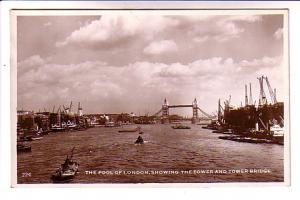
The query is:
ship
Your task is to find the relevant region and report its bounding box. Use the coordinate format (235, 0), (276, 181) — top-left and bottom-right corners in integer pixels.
(66, 120), (77, 130)
(51, 123), (66, 132)
(51, 147), (79, 182)
(105, 121), (116, 127)
(214, 76), (284, 145)
(171, 124), (191, 129)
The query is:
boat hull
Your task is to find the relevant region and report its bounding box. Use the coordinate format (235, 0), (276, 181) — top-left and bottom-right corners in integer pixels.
(17, 145), (31, 153)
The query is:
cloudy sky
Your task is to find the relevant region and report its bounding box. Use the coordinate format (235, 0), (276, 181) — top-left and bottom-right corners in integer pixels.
(17, 12), (286, 116)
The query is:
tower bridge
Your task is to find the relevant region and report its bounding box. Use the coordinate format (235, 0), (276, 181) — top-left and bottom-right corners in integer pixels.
(153, 98), (215, 124)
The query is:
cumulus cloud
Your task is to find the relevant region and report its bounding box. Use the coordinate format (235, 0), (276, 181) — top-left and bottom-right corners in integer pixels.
(56, 15), (178, 48)
(188, 15), (262, 42)
(18, 54), (283, 114)
(18, 55), (46, 74)
(154, 56), (280, 79)
(56, 14), (263, 50)
(143, 40), (178, 55)
(223, 15), (262, 23)
(274, 28), (283, 40)
(194, 36), (209, 43)
(17, 14), (284, 114)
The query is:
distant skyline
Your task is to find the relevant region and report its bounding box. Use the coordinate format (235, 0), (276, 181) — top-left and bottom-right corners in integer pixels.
(17, 12), (286, 116)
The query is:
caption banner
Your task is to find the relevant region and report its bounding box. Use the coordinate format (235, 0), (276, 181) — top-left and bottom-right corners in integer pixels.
(85, 168), (271, 176)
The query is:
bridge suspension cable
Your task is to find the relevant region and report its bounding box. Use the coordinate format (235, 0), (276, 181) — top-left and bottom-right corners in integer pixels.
(197, 107), (214, 119)
(152, 108), (162, 117)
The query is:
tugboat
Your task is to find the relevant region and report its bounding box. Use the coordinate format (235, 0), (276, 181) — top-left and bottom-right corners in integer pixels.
(30, 129), (44, 140)
(134, 127), (144, 144)
(135, 135), (144, 144)
(51, 147), (79, 182)
(270, 124), (284, 145)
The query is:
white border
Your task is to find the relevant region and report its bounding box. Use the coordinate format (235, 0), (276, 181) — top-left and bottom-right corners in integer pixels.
(1, 1), (300, 199)
(10, 8), (290, 188)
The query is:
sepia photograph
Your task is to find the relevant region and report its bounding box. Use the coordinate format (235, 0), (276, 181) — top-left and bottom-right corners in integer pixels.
(11, 9), (289, 185)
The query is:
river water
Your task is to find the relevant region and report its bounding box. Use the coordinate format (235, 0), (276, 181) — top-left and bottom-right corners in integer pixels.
(17, 123), (284, 184)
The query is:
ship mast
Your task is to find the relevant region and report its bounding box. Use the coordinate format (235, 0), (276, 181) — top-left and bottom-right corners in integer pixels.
(245, 84), (248, 106)
(249, 83), (253, 105)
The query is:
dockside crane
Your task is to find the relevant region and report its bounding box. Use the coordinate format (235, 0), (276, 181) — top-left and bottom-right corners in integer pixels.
(224, 95), (231, 108)
(56, 105), (61, 113)
(217, 99), (225, 123)
(63, 105), (67, 114)
(258, 76), (267, 106)
(63, 101), (73, 114)
(258, 117), (268, 130)
(69, 101), (73, 114)
(264, 76), (277, 104)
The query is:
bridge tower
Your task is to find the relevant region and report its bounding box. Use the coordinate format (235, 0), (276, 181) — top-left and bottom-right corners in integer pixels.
(161, 98), (169, 124)
(192, 98), (199, 124)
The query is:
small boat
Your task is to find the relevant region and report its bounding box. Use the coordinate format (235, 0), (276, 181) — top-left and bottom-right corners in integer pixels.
(223, 129), (233, 134)
(66, 120), (77, 130)
(17, 143), (31, 153)
(31, 135), (43, 141)
(135, 135), (144, 144)
(90, 121), (100, 127)
(51, 147), (79, 182)
(30, 130), (44, 140)
(51, 123), (66, 132)
(18, 134), (43, 142)
(212, 130), (223, 133)
(270, 124), (284, 137)
(171, 125), (191, 129)
(17, 135), (32, 142)
(105, 121), (116, 127)
(270, 125), (284, 145)
(118, 127), (139, 133)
